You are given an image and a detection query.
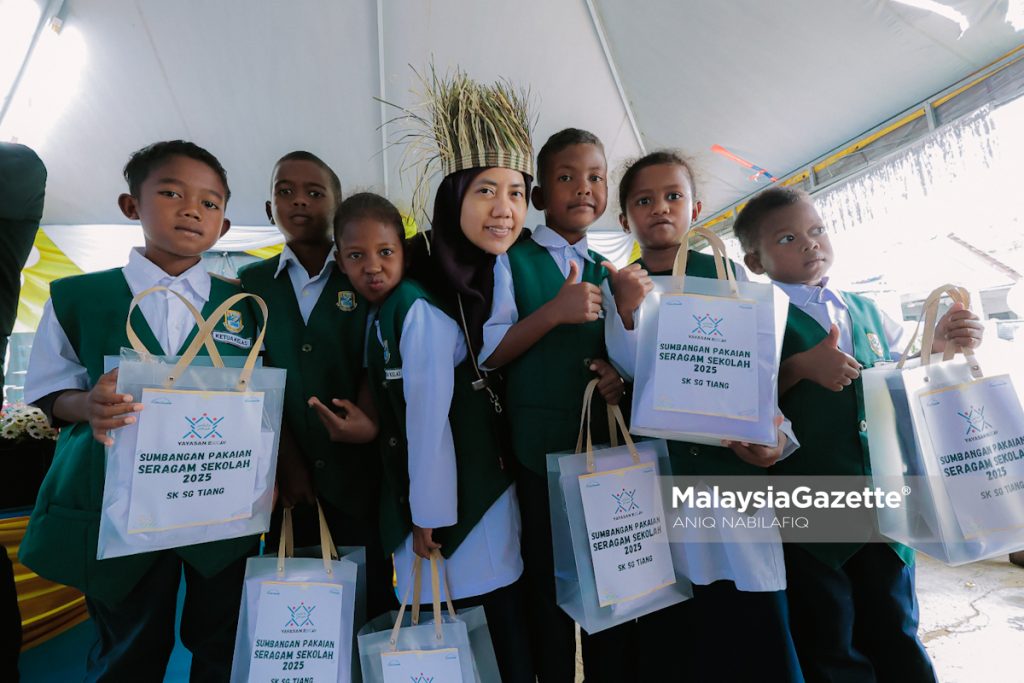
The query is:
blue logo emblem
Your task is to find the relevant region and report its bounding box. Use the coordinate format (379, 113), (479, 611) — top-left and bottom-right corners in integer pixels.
(284, 601), (316, 628)
(337, 290), (357, 312)
(223, 309), (243, 333)
(182, 413), (223, 439)
(613, 488), (640, 514)
(691, 313), (724, 336)
(959, 405), (993, 435)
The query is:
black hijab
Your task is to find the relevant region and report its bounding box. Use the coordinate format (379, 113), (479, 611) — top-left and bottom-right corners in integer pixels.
(408, 167), (532, 354)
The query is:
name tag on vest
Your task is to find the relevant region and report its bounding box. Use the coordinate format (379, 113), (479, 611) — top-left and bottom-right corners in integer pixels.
(212, 330), (252, 349)
(385, 368), (403, 381)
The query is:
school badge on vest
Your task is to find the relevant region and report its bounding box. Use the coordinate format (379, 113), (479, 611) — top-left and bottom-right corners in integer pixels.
(866, 332), (884, 358)
(223, 309), (243, 333)
(337, 291), (357, 312)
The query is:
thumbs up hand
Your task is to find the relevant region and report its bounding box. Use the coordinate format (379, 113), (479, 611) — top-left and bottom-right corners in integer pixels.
(549, 260), (603, 324)
(798, 324), (862, 391)
(602, 260), (652, 330)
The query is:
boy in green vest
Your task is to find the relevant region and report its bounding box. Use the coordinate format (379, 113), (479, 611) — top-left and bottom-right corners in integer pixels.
(237, 151), (393, 618)
(20, 141), (260, 681)
(480, 128), (646, 682)
(736, 186), (983, 682)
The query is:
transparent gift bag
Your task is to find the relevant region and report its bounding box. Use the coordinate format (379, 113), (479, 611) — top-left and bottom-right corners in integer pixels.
(231, 504), (359, 682)
(547, 378), (690, 634)
(97, 286), (285, 559)
(864, 284), (1024, 565)
(357, 550), (499, 683)
(631, 227), (787, 446)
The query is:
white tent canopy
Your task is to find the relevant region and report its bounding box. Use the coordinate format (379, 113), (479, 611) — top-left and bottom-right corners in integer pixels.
(2, 0), (1022, 231)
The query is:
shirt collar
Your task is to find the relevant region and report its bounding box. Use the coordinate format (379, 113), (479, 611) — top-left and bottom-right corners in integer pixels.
(274, 244), (337, 280)
(124, 247), (211, 303)
(773, 276), (846, 309)
(531, 224), (594, 263)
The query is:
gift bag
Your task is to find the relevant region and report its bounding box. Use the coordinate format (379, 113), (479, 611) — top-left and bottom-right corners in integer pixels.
(231, 504), (359, 683)
(357, 551), (499, 683)
(864, 284), (1024, 565)
(547, 378), (690, 634)
(631, 227), (787, 446)
(97, 286), (285, 559)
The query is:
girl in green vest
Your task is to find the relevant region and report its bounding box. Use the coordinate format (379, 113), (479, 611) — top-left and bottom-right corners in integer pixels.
(327, 191), (533, 682)
(611, 151), (804, 682)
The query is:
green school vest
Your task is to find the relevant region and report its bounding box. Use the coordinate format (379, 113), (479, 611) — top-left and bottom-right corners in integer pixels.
(238, 256), (378, 519)
(367, 279), (512, 556)
(20, 269), (260, 604)
(774, 292), (913, 568)
(640, 250), (768, 476)
(504, 239), (610, 475)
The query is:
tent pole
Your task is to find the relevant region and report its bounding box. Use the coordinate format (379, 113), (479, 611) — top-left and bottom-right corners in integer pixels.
(0, 0), (66, 133)
(583, 0), (645, 155)
(376, 0), (389, 198)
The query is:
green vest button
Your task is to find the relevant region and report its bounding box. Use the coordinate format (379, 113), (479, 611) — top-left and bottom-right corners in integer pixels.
(388, 437), (398, 447)
(301, 343), (313, 352)
(314, 459), (326, 469)
(688, 446), (700, 456)
(858, 420), (867, 433)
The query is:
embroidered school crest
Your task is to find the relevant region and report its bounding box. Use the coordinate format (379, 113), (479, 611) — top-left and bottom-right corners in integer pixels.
(337, 291), (357, 312)
(223, 310), (243, 333)
(866, 332), (884, 358)
(382, 339), (391, 364)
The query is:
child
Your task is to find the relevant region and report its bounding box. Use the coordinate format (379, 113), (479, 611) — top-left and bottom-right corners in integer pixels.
(611, 151), (804, 682)
(479, 127), (640, 682)
(20, 141), (260, 680)
(734, 186), (982, 682)
(237, 151), (394, 618)
(328, 192), (532, 682)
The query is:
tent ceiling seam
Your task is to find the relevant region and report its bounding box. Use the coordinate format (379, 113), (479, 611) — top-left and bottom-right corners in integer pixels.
(134, 0), (191, 138)
(583, 0), (645, 155)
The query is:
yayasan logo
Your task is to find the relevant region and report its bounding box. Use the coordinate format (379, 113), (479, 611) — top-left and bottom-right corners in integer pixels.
(959, 405), (994, 436)
(411, 675), (435, 683)
(612, 488), (641, 517)
(182, 413), (223, 440)
(284, 601), (316, 630)
(691, 313), (724, 337)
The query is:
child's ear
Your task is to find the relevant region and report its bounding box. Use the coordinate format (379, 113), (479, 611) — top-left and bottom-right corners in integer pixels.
(744, 251), (765, 275)
(118, 193), (139, 220)
(618, 213), (631, 234)
(531, 185), (546, 211)
(692, 200), (702, 223)
(219, 218), (232, 238)
(265, 200), (274, 225)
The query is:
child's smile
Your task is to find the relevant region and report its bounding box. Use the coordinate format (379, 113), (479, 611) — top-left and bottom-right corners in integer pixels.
(535, 143), (607, 238)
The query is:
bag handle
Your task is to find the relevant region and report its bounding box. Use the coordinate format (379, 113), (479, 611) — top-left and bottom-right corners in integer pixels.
(165, 292), (269, 390)
(574, 378), (641, 473)
(275, 501), (338, 575)
(125, 285), (223, 366)
(388, 550), (457, 650)
(672, 227), (740, 298)
(896, 283), (982, 379)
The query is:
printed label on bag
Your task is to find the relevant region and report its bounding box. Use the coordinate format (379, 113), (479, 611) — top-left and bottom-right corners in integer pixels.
(578, 461), (676, 606)
(127, 387), (264, 532)
(381, 648), (463, 683)
(652, 293), (760, 420)
(919, 374), (1024, 538)
(249, 581), (343, 682)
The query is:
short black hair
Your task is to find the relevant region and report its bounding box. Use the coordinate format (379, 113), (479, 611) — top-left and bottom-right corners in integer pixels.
(733, 186), (810, 254)
(123, 140), (230, 202)
(536, 128), (605, 182)
(275, 151), (342, 204)
(617, 150), (697, 216)
(333, 192), (405, 244)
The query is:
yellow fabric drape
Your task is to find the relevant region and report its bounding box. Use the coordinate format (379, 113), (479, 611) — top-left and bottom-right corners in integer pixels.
(15, 230), (84, 332)
(0, 516), (88, 651)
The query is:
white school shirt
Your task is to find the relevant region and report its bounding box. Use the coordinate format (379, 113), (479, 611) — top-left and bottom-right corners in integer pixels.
(772, 277), (906, 358)
(368, 298), (523, 602)
(274, 244), (337, 324)
(479, 224), (634, 373)
(25, 248), (212, 404)
(604, 253), (800, 592)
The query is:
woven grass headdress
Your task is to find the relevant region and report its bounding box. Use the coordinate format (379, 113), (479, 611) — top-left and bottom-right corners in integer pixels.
(383, 65), (535, 222)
